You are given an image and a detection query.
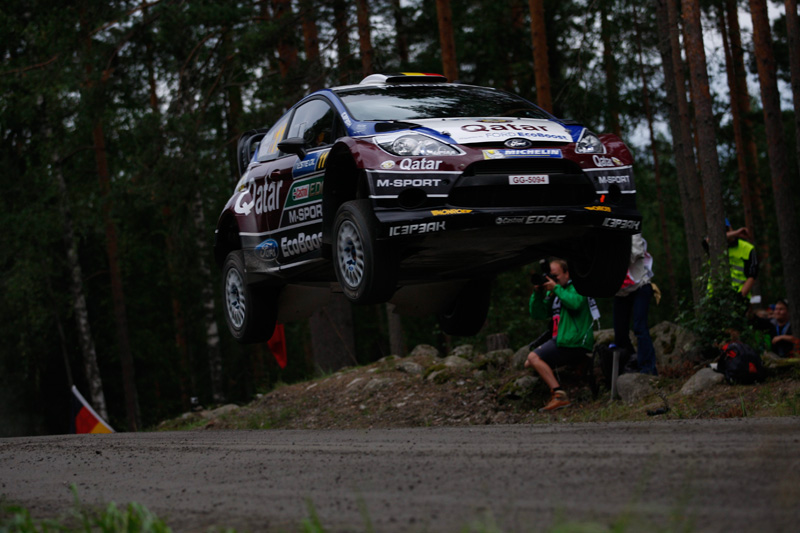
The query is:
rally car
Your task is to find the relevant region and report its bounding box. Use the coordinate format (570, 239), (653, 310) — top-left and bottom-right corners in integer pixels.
(215, 73), (641, 343)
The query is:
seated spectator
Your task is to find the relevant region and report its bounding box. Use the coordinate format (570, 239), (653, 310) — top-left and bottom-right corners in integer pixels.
(770, 299), (798, 358)
(525, 259), (595, 412)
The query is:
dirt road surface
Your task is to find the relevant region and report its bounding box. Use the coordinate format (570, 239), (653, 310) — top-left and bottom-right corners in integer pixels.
(2, 418), (799, 532)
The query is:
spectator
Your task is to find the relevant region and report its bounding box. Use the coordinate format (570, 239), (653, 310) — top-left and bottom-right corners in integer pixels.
(770, 299), (798, 358)
(613, 234), (658, 375)
(525, 259), (595, 412)
(723, 223), (759, 298)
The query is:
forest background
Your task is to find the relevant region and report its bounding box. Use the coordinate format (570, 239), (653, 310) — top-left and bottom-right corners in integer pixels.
(2, 0), (799, 436)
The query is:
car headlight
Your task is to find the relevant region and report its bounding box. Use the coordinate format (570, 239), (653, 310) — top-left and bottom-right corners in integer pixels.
(575, 131), (606, 154)
(376, 134), (460, 156)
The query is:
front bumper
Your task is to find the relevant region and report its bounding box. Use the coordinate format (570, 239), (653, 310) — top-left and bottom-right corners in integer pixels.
(374, 205), (642, 240)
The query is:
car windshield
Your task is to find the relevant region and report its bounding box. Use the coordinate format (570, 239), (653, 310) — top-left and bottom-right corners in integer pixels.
(335, 85), (551, 122)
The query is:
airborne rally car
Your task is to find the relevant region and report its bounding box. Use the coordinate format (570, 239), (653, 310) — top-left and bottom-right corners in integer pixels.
(215, 73), (641, 343)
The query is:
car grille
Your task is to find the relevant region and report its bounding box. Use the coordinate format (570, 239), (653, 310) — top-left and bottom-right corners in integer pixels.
(448, 159), (595, 208)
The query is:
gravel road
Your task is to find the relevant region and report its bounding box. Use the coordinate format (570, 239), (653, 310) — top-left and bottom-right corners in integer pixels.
(2, 418), (799, 532)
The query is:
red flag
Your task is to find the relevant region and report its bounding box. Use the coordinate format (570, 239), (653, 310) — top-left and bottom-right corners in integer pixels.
(71, 385), (114, 434)
(267, 323), (287, 368)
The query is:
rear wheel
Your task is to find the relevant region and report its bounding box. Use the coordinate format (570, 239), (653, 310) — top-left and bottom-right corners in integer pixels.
(570, 232), (632, 297)
(222, 251), (278, 344)
(438, 279), (492, 337)
(333, 200), (396, 304)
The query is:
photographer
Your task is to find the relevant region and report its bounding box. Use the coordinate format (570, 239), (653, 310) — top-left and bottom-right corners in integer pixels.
(525, 259), (594, 412)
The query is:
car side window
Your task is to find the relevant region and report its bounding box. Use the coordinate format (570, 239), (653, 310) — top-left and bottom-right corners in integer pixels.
(288, 99), (335, 148)
(256, 113), (291, 162)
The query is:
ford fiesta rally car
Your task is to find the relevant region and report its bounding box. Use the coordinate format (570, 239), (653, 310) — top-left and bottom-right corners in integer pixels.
(215, 73), (642, 343)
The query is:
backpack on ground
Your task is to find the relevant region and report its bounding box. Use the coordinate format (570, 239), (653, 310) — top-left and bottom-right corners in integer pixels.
(716, 341), (764, 384)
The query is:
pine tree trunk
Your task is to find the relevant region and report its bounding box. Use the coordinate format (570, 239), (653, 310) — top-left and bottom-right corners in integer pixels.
(80, 0), (140, 431)
(436, 0), (459, 82)
(391, 0), (409, 66)
(634, 3), (678, 316)
(355, 0), (373, 77)
(273, 0), (298, 80)
(54, 156), (109, 422)
(681, 0), (727, 277)
(528, 0), (552, 112)
(600, 0), (621, 136)
(726, 0), (771, 279)
(300, 0), (323, 91)
(333, 0), (351, 84)
(386, 303), (406, 356)
(310, 294), (357, 374)
(718, 5), (754, 237)
(193, 190), (226, 404)
(657, 0), (706, 305)
(785, 0), (800, 169)
(93, 120), (141, 432)
(749, 0), (800, 336)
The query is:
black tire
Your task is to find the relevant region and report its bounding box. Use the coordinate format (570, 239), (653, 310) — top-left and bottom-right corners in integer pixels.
(438, 279), (492, 337)
(333, 200), (396, 304)
(221, 251), (278, 344)
(570, 232), (632, 297)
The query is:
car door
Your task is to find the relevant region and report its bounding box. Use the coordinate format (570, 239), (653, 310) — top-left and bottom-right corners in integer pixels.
(269, 98), (341, 266)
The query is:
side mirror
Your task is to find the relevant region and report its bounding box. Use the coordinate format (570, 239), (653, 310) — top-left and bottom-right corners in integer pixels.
(237, 129), (268, 176)
(278, 137), (307, 160)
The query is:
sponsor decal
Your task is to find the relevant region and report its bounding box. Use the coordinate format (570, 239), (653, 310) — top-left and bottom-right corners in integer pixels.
(525, 215), (566, 225)
(341, 111), (352, 127)
(380, 160), (396, 169)
(376, 178), (443, 188)
(463, 123), (550, 133)
(482, 148), (562, 159)
(234, 180), (283, 216)
(431, 209), (472, 216)
(509, 175), (549, 185)
(292, 150), (329, 179)
(495, 216), (526, 225)
(602, 218), (641, 230)
(612, 157), (623, 166)
(399, 158), (442, 170)
(287, 203), (322, 224)
(585, 205), (611, 212)
(597, 175), (630, 185)
(281, 231), (323, 257)
(285, 176), (323, 208)
(255, 239), (279, 260)
(504, 138), (532, 148)
(389, 221), (446, 236)
(592, 155), (616, 168)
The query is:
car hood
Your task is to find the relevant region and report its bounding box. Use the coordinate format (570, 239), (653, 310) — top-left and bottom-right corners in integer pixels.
(406, 117), (574, 145)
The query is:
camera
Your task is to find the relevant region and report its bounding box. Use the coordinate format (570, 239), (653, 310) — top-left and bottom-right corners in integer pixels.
(530, 272), (556, 285)
(530, 259), (555, 285)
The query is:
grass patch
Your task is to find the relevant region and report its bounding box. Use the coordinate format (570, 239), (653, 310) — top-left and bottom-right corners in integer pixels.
(2, 487), (172, 533)
(2, 489), (702, 533)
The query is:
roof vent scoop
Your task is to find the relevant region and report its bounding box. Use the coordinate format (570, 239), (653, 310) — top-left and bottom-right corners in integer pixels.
(359, 73), (448, 85)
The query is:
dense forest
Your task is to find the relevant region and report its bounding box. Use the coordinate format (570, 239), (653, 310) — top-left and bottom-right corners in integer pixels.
(2, 0), (799, 435)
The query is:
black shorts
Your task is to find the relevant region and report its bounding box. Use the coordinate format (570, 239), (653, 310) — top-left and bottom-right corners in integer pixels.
(534, 338), (588, 368)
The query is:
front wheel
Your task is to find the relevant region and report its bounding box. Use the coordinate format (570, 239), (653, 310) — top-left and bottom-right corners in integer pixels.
(222, 251), (278, 344)
(333, 200), (396, 304)
(570, 232), (632, 297)
(438, 279), (492, 337)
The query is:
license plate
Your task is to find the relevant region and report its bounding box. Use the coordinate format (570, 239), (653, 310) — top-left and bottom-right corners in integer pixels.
(509, 175), (549, 185)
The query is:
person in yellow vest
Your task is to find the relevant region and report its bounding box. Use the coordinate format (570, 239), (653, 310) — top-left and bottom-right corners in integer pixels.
(724, 223), (758, 298)
(704, 220), (758, 300)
